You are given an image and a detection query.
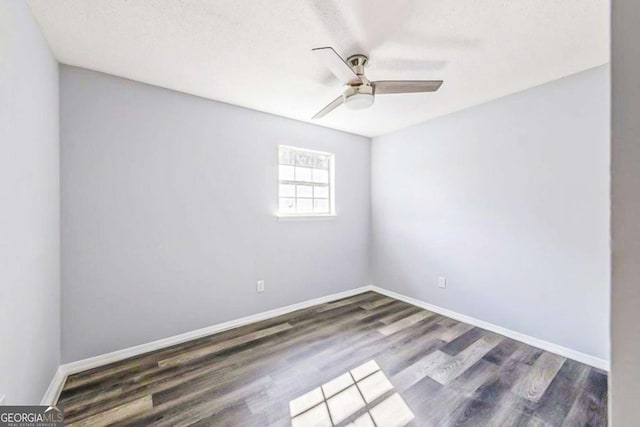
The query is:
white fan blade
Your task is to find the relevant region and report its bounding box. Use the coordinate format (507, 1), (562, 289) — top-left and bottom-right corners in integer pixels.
(312, 95), (345, 119)
(312, 47), (362, 84)
(373, 58), (448, 72)
(347, 0), (414, 51)
(373, 80), (443, 94)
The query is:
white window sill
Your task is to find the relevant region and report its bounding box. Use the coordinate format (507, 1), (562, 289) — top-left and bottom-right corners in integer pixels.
(277, 214), (337, 222)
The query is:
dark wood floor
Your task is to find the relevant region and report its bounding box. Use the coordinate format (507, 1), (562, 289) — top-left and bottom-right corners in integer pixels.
(57, 292), (607, 426)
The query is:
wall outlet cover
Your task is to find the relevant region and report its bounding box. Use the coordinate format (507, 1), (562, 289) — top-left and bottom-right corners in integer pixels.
(257, 280), (265, 293)
(0, 394), (5, 405)
(438, 277), (447, 289)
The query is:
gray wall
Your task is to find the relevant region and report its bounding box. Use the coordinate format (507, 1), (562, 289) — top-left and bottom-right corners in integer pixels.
(0, 2), (60, 404)
(60, 66), (370, 362)
(371, 66), (610, 361)
(611, 0), (640, 423)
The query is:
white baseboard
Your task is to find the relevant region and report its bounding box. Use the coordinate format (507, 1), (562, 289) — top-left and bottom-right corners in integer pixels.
(41, 285), (374, 404)
(370, 286), (610, 371)
(41, 366), (66, 405)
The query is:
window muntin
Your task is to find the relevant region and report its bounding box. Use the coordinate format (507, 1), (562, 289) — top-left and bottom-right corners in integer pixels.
(278, 146), (334, 216)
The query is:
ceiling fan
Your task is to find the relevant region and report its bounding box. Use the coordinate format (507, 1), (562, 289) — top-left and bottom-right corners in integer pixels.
(311, 47), (443, 119)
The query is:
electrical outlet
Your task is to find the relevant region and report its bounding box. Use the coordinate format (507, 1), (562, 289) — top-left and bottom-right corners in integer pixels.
(0, 394), (5, 405)
(256, 280), (265, 293)
(438, 277), (447, 289)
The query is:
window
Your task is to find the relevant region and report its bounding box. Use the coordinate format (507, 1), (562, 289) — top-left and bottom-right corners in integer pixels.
(278, 146), (335, 217)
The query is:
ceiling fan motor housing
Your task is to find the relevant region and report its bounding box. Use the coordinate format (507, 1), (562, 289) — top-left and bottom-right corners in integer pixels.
(346, 54), (369, 76)
(343, 54), (374, 109)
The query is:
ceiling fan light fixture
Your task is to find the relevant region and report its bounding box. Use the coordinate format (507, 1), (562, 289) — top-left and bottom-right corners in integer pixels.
(344, 92), (375, 110)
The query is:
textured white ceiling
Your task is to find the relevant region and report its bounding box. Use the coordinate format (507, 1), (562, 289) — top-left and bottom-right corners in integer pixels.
(27, 0), (609, 137)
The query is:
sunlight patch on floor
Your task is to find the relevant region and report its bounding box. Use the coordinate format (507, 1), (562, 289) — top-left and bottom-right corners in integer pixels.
(290, 360), (415, 427)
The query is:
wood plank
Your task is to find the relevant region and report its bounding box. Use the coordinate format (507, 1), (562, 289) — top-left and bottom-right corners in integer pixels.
(359, 297), (394, 311)
(126, 376), (272, 427)
(61, 385), (123, 414)
(440, 327), (486, 355)
(353, 300), (407, 320)
(66, 395), (152, 427)
(376, 306), (420, 325)
(429, 334), (504, 384)
(511, 352), (566, 402)
(377, 311), (434, 336)
(482, 338), (523, 366)
(561, 368), (608, 427)
(391, 350), (451, 392)
(63, 359), (157, 391)
(521, 359), (590, 425)
(437, 317), (458, 328)
(448, 359), (500, 397)
(315, 293), (377, 312)
(440, 322), (474, 342)
(157, 322), (293, 367)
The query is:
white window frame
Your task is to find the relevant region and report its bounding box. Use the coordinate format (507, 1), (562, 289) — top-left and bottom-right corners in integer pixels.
(277, 145), (336, 219)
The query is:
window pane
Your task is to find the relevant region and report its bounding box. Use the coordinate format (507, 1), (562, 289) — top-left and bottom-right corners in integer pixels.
(293, 150), (329, 169)
(279, 184), (295, 197)
(297, 198), (313, 213)
(279, 165), (295, 181)
(314, 186), (329, 199)
(279, 198), (296, 213)
(296, 185), (313, 198)
(279, 147), (295, 165)
(295, 166), (312, 182)
(314, 199), (330, 213)
(312, 168), (329, 184)
(315, 155), (330, 170)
